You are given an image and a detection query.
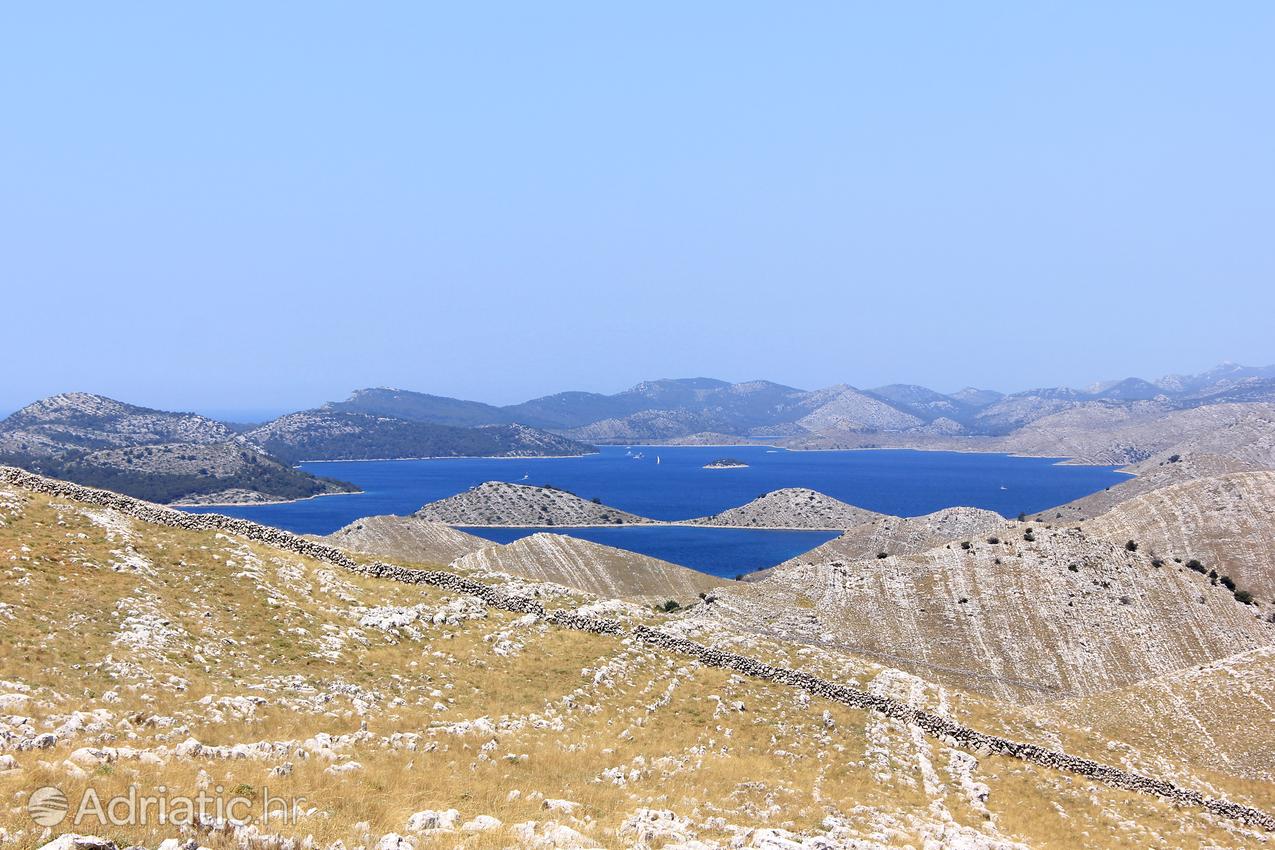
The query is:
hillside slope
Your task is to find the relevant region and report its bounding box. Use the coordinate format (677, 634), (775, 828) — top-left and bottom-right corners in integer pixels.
(414, 481), (655, 526)
(1083, 471), (1275, 601)
(320, 514), (488, 564)
(452, 532), (721, 603)
(701, 522), (1275, 702)
(686, 488), (882, 529)
(1, 468), (1272, 849)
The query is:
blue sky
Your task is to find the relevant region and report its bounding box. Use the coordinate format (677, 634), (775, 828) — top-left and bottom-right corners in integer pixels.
(2, 3), (1272, 417)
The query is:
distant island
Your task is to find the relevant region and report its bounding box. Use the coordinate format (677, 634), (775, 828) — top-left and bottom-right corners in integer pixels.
(704, 457), (749, 469)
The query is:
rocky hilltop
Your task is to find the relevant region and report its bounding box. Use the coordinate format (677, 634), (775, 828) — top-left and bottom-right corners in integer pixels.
(0, 391), (233, 458)
(452, 532), (721, 603)
(320, 514), (488, 565)
(701, 521), (1274, 702)
(686, 487), (881, 529)
(0, 393), (352, 504)
(414, 481), (655, 526)
(1, 466), (1273, 849)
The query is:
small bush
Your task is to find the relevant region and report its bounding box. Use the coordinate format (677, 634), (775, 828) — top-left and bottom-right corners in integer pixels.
(958, 597), (969, 604)
(1151, 558), (1164, 567)
(1234, 590), (1254, 605)
(1125, 540), (1138, 552)
(1220, 575), (1236, 591)
(658, 600), (681, 613)
(1119, 595), (1132, 605)
(1168, 453), (1181, 463)
(1186, 559), (1206, 574)
(960, 541), (972, 550)
(1023, 530), (1035, 542)
(1017, 512), (1026, 522)
(987, 536), (1000, 545)
(1067, 564), (1079, 572)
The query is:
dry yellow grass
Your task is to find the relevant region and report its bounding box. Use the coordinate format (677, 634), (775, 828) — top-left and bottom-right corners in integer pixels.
(0, 484), (1270, 849)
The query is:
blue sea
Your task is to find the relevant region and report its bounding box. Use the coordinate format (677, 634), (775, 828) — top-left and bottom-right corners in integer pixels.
(183, 446), (1127, 577)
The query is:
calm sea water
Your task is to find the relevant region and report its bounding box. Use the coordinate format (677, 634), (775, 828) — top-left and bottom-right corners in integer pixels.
(184, 446), (1126, 576)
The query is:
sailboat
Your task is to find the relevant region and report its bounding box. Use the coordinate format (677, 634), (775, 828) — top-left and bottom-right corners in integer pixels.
(656, 455), (661, 464)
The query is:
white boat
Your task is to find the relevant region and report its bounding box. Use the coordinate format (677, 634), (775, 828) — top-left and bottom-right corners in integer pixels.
(656, 456), (661, 464)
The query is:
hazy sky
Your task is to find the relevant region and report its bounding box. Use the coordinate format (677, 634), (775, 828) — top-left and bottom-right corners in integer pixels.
(3, 3), (1273, 417)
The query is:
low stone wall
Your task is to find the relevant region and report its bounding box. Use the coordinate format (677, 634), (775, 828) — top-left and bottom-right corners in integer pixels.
(2, 466), (1270, 830)
(629, 627), (1273, 829)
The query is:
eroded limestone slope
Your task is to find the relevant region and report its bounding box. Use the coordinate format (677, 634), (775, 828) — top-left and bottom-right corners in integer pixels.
(1082, 471), (1275, 601)
(700, 522), (1275, 702)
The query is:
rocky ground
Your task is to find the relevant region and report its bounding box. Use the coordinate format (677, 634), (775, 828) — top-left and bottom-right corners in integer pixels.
(2, 476), (1273, 850)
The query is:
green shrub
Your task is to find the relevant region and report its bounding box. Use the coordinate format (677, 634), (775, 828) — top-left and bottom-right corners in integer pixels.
(1220, 575), (1237, 591)
(1186, 559), (1206, 574)
(1234, 590), (1254, 605)
(1125, 540), (1138, 552)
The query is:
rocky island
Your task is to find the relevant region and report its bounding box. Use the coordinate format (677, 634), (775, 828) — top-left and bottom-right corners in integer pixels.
(685, 487), (882, 529)
(414, 481), (656, 526)
(703, 457), (749, 469)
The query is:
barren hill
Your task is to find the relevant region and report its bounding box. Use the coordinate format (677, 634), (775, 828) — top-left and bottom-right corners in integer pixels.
(452, 532), (720, 603)
(700, 522), (1275, 702)
(685, 487), (881, 529)
(320, 514), (488, 565)
(414, 481), (655, 526)
(1083, 471), (1275, 601)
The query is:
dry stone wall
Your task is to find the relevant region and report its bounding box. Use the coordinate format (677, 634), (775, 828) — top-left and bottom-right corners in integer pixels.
(1, 466), (1269, 831)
